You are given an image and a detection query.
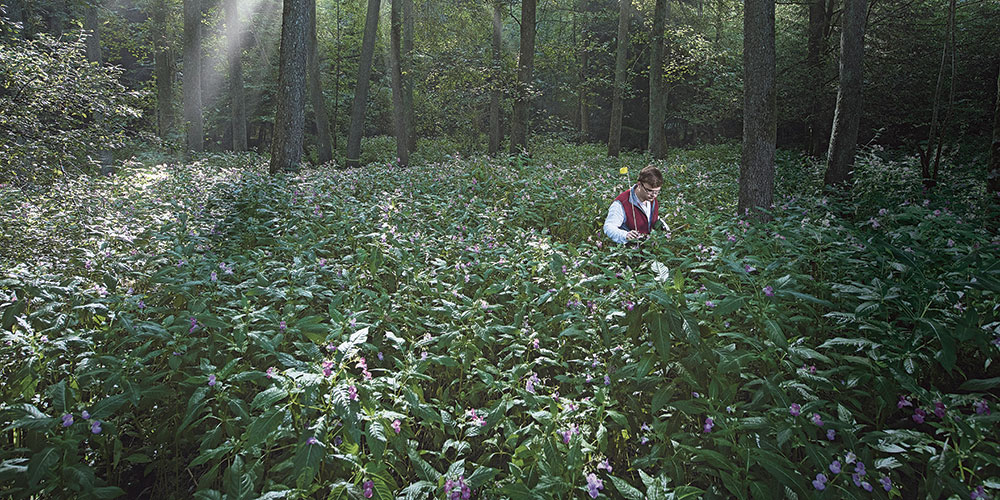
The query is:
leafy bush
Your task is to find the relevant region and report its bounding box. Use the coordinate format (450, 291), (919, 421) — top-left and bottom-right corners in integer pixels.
(0, 16), (143, 189)
(1, 142), (998, 499)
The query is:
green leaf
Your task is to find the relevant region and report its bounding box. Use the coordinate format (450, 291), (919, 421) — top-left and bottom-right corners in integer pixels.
(47, 380), (68, 414)
(368, 420), (387, 459)
(250, 387), (287, 410)
(293, 438), (324, 487)
(243, 408), (284, 448)
(958, 377), (1000, 391)
(27, 446), (58, 486)
(91, 486), (126, 499)
(610, 475), (645, 500)
(649, 311), (672, 365)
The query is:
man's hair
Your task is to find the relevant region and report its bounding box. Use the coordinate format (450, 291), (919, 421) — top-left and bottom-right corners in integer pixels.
(637, 165), (663, 188)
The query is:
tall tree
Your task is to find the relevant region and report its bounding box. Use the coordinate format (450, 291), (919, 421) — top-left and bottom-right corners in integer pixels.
(307, 0), (332, 162)
(737, 0), (775, 218)
(824, 0), (867, 186)
(269, 0), (309, 174)
(388, 0), (408, 165)
(346, 0), (381, 168)
(183, 0), (204, 153)
(648, 0), (667, 158)
(919, 0), (956, 185)
(510, 0), (537, 153)
(806, 0), (831, 157)
(152, 0), (175, 139)
(576, 5), (589, 142)
(608, 0), (630, 157)
(226, 0), (247, 151)
(990, 66), (1000, 197)
(84, 1), (113, 173)
(403, 0), (416, 152)
(489, 0), (503, 155)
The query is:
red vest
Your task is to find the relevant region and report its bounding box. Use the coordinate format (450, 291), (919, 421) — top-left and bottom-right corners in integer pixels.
(615, 187), (658, 234)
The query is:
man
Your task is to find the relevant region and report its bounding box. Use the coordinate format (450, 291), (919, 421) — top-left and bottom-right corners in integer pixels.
(603, 165), (663, 244)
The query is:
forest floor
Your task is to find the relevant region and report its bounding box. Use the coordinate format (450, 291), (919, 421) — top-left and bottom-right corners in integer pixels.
(1, 139), (999, 499)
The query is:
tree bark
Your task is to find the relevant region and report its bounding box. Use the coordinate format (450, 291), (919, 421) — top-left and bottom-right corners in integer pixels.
(307, 0), (332, 162)
(510, 0), (536, 154)
(489, 0), (503, 155)
(738, 0), (775, 219)
(85, 3), (114, 174)
(648, 0), (667, 158)
(824, 0), (866, 187)
(806, 0), (829, 157)
(989, 65), (1000, 196)
(403, 0), (416, 152)
(183, 0), (204, 154)
(608, 0), (629, 157)
(269, 0), (309, 174)
(346, 0), (381, 168)
(388, 0), (408, 166)
(226, 0), (247, 151)
(153, 0), (175, 139)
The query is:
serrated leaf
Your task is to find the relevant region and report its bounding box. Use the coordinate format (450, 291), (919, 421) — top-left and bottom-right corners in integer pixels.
(243, 408), (284, 448)
(610, 475), (645, 500)
(251, 387), (288, 410)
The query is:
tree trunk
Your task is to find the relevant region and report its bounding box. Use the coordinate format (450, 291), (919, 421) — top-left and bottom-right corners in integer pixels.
(824, 0), (866, 187)
(738, 0), (775, 219)
(510, 0), (536, 154)
(489, 0), (503, 155)
(648, 0), (667, 158)
(608, 0), (629, 157)
(403, 0), (416, 152)
(183, 0), (204, 154)
(307, 0), (332, 162)
(578, 41), (589, 141)
(989, 65), (1000, 196)
(930, 0), (957, 182)
(806, 0), (829, 157)
(153, 0), (175, 139)
(269, 0), (309, 174)
(332, 0), (343, 154)
(226, 0), (247, 151)
(346, 0), (381, 168)
(388, 0), (408, 166)
(85, 3), (114, 174)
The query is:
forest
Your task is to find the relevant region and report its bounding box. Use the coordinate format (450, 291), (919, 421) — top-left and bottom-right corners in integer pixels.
(1, 0), (1000, 498)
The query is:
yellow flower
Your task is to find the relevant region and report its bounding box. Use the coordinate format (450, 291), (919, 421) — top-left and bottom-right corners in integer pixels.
(619, 167), (628, 175)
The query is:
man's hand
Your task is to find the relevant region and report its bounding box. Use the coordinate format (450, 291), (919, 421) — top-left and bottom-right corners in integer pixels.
(626, 230), (645, 240)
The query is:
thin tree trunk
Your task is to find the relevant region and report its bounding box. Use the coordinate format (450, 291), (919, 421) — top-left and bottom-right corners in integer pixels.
(824, 0), (866, 187)
(183, 0), (204, 154)
(153, 0), (175, 139)
(270, 0), (309, 174)
(346, 0), (381, 168)
(648, 0), (667, 158)
(608, 0), (629, 157)
(85, 3), (114, 174)
(332, 0), (342, 154)
(403, 0), (416, 152)
(738, 0), (775, 219)
(489, 0), (503, 155)
(388, 0), (408, 165)
(307, 0), (332, 162)
(930, 0), (956, 181)
(226, 0), (247, 151)
(989, 65), (1000, 196)
(510, 0), (536, 154)
(807, 0), (828, 157)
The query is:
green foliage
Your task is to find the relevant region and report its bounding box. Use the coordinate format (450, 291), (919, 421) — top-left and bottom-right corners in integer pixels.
(1, 142), (998, 498)
(0, 16), (144, 188)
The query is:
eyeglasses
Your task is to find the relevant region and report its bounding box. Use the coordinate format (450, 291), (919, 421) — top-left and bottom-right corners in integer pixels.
(640, 183), (661, 196)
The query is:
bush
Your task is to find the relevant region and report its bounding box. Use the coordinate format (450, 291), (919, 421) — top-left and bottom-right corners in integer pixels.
(0, 16), (143, 189)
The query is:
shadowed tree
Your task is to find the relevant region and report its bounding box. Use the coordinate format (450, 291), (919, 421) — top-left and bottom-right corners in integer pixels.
(807, 0), (833, 157)
(737, 0), (775, 219)
(183, 0), (204, 153)
(990, 66), (1000, 197)
(346, 0), (381, 168)
(85, 1), (113, 173)
(824, 0), (867, 187)
(648, 0), (667, 158)
(226, 0), (247, 151)
(489, 0), (503, 155)
(269, 0), (309, 174)
(388, 0), (408, 165)
(152, 0), (175, 139)
(403, 0), (415, 152)
(608, 0), (629, 157)
(510, 0), (536, 154)
(307, 0), (332, 162)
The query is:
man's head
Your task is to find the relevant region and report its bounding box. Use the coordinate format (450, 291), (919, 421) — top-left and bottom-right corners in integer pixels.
(635, 166), (663, 202)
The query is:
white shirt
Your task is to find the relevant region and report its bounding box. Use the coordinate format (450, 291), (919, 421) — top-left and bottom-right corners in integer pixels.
(603, 187), (652, 244)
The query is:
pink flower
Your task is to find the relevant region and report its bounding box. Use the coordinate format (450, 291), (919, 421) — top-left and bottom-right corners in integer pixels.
(348, 385), (358, 401)
(789, 403), (801, 416)
(811, 413), (824, 426)
(208, 374), (217, 386)
(391, 419), (402, 434)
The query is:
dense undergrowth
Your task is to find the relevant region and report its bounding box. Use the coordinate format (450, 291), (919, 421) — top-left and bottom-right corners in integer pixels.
(1, 138), (999, 499)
